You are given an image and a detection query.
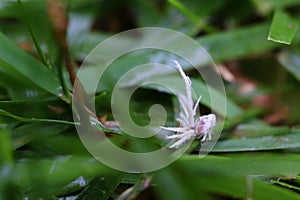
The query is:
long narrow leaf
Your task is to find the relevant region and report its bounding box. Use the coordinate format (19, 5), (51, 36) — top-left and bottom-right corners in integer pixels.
(211, 132), (300, 152)
(180, 154), (300, 176)
(0, 32), (60, 97)
(268, 10), (298, 44)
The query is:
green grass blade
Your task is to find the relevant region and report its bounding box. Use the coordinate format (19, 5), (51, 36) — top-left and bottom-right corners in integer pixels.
(271, 179), (300, 191)
(268, 10), (298, 44)
(221, 108), (265, 130)
(28, 134), (89, 155)
(211, 132), (300, 152)
(199, 176), (299, 200)
(154, 165), (207, 200)
(28, 26), (52, 69)
(0, 129), (13, 165)
(167, 0), (199, 23)
(0, 32), (60, 97)
(77, 173), (124, 200)
(199, 23), (278, 61)
(233, 123), (290, 137)
(5, 156), (111, 198)
(17, 0), (52, 69)
(0, 108), (76, 125)
(0, 100), (71, 120)
(12, 123), (68, 149)
(74, 23), (279, 71)
(180, 154), (300, 176)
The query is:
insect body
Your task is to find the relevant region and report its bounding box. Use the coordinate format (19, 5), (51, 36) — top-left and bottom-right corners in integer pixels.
(161, 61), (216, 148)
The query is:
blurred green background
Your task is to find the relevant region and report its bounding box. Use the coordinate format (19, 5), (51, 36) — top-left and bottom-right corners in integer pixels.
(1, 0), (300, 199)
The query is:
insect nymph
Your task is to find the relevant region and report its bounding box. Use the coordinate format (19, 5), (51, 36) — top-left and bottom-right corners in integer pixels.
(161, 61), (216, 148)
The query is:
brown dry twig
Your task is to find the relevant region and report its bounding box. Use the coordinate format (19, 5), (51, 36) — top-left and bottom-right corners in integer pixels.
(47, 0), (96, 119)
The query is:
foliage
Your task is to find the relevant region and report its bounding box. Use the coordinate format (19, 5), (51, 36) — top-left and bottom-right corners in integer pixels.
(1, 0), (300, 199)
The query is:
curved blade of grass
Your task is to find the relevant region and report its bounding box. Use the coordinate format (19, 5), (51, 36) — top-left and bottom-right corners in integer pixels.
(210, 132), (300, 152)
(268, 10), (298, 44)
(0, 100), (122, 134)
(0, 108), (76, 125)
(17, 0), (51, 69)
(271, 179), (300, 191)
(0, 32), (61, 97)
(167, 0), (199, 23)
